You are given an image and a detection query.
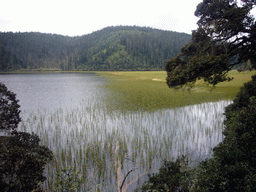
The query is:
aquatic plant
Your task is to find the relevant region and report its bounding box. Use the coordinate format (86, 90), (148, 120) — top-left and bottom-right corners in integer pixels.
(18, 99), (231, 191)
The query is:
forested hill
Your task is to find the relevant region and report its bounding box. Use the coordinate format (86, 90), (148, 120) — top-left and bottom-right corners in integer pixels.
(0, 26), (191, 71)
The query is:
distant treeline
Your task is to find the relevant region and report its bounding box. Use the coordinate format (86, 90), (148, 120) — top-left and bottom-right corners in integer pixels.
(0, 26), (191, 71)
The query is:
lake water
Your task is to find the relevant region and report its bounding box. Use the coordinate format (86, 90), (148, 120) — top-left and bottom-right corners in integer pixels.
(0, 73), (231, 191)
(0, 73), (106, 113)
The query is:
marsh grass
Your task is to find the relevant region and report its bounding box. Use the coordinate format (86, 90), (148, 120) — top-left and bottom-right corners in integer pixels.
(97, 70), (254, 111)
(18, 100), (231, 191)
(16, 70), (254, 191)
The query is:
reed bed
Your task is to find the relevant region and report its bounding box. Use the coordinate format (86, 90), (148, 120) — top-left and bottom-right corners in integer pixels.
(13, 70), (254, 191)
(18, 99), (231, 191)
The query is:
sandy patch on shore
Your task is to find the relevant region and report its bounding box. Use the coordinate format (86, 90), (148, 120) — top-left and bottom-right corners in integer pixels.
(152, 78), (164, 81)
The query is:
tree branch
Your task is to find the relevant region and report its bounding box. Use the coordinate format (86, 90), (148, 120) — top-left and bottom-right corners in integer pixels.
(120, 168), (138, 192)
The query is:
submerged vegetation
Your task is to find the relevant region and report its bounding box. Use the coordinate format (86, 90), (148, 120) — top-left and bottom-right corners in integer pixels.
(2, 70), (249, 191)
(19, 97), (231, 191)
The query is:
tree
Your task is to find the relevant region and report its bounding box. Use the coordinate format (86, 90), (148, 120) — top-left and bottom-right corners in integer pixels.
(165, 0), (256, 88)
(0, 131), (53, 191)
(191, 77), (256, 191)
(0, 82), (53, 191)
(0, 82), (21, 131)
(164, 0), (256, 191)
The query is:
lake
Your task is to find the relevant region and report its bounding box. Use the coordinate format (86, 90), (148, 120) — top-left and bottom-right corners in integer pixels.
(0, 73), (231, 191)
(0, 73), (106, 112)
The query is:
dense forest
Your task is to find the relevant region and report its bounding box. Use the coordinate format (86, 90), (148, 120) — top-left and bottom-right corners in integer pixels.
(0, 26), (191, 71)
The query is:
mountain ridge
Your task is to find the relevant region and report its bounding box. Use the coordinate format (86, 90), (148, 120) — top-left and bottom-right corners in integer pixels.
(0, 26), (191, 71)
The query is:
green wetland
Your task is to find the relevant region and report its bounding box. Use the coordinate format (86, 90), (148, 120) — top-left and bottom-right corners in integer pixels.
(0, 71), (253, 191)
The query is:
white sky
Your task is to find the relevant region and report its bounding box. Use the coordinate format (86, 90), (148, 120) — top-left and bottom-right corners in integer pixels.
(0, 0), (208, 36)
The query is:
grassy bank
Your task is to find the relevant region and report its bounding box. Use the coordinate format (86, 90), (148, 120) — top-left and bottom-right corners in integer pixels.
(97, 70), (255, 111)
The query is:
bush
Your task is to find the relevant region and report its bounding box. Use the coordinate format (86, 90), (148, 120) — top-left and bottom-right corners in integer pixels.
(140, 156), (190, 192)
(191, 77), (256, 191)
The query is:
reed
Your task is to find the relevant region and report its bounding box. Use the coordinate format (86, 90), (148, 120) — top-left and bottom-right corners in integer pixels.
(16, 70), (254, 191)
(17, 99), (231, 191)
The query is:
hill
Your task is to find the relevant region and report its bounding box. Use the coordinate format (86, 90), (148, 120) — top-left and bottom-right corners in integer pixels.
(0, 26), (191, 71)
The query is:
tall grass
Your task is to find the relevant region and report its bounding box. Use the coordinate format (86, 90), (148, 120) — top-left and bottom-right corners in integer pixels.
(19, 100), (231, 191)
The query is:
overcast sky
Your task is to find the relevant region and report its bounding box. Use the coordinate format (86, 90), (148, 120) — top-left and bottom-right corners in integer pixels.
(0, 0), (212, 36)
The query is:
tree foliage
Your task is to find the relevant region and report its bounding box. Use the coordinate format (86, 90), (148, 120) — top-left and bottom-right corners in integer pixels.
(0, 26), (191, 71)
(0, 82), (53, 191)
(0, 82), (21, 131)
(160, 0), (256, 191)
(140, 157), (190, 192)
(54, 166), (85, 192)
(165, 0), (256, 88)
(0, 131), (53, 191)
(191, 76), (256, 191)
(140, 76), (256, 191)
(0, 42), (24, 71)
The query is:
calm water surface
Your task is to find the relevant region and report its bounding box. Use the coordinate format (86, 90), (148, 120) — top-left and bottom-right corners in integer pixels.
(0, 73), (231, 191)
(0, 73), (107, 113)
